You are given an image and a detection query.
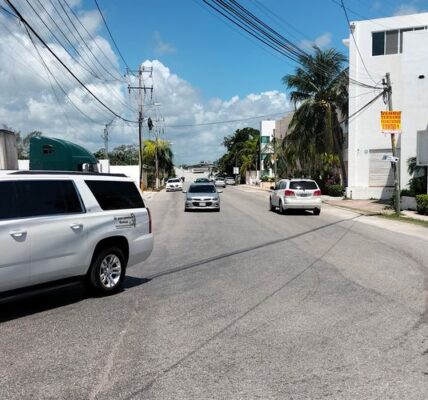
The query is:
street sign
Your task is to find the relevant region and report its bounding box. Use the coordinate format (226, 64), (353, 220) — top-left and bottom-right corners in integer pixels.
(233, 166), (239, 174)
(382, 154), (399, 163)
(381, 111), (402, 134)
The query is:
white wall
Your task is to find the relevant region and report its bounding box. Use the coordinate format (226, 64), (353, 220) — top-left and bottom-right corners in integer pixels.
(347, 13), (428, 199)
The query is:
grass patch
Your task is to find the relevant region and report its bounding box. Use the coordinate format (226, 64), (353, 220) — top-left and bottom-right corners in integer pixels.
(377, 213), (428, 228)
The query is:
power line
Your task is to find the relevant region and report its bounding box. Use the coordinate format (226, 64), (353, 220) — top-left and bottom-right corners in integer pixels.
(3, 0), (136, 123)
(340, 0), (377, 85)
(48, 0), (123, 83)
(60, 0), (125, 80)
(166, 111), (293, 128)
(93, 0), (130, 71)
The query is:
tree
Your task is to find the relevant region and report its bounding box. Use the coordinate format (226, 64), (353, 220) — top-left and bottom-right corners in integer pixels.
(143, 139), (174, 188)
(283, 47), (348, 185)
(218, 127), (260, 181)
(108, 144), (139, 165)
(13, 130), (43, 159)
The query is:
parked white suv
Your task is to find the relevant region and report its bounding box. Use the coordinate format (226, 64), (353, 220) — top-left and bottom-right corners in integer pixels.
(0, 171), (153, 297)
(269, 179), (322, 215)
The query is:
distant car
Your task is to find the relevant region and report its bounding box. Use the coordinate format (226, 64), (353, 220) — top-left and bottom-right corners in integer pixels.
(214, 177), (226, 188)
(269, 179), (322, 215)
(194, 177), (210, 183)
(183, 183), (222, 211)
(225, 177), (235, 185)
(166, 178), (183, 192)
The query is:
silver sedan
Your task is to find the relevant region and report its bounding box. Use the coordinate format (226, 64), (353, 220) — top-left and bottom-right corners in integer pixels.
(183, 184), (222, 211)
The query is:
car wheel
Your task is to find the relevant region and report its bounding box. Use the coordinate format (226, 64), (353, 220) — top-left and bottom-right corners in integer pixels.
(269, 197), (275, 211)
(313, 208), (321, 215)
(88, 247), (126, 295)
(279, 200), (285, 214)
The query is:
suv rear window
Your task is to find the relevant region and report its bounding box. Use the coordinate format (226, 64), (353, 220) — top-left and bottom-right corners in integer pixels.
(18, 180), (84, 217)
(289, 181), (318, 190)
(1, 180), (83, 220)
(85, 180), (144, 210)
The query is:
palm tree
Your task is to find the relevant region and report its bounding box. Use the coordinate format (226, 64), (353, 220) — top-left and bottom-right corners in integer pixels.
(143, 139), (174, 189)
(283, 47), (348, 185)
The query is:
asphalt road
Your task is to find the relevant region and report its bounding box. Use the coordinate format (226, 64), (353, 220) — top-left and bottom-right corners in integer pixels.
(1, 186), (428, 399)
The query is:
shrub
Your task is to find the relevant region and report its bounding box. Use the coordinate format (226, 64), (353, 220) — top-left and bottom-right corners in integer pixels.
(260, 175), (269, 182)
(416, 194), (428, 215)
(325, 184), (344, 197)
(400, 189), (414, 197)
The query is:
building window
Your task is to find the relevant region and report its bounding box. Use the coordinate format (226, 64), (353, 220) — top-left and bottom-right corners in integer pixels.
(372, 31), (385, 56)
(385, 30), (399, 54)
(261, 136), (270, 144)
(372, 26), (427, 56)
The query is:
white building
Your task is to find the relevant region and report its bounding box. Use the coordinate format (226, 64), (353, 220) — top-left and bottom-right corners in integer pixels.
(345, 13), (428, 199)
(260, 120), (275, 177)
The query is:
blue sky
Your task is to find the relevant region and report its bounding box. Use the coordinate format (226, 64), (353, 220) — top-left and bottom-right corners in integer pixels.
(1, 0), (428, 164)
(96, 0), (427, 99)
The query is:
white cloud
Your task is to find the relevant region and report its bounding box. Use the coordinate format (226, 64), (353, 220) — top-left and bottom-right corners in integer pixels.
(300, 32), (332, 52)
(153, 31), (176, 56)
(0, 9), (291, 165)
(393, 4), (421, 15)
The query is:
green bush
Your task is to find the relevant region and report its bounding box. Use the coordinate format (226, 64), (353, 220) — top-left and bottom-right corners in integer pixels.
(325, 184), (344, 197)
(260, 175), (269, 182)
(416, 194), (428, 215)
(400, 189), (414, 197)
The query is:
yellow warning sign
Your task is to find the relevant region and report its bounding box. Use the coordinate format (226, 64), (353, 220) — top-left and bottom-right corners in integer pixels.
(381, 111), (401, 133)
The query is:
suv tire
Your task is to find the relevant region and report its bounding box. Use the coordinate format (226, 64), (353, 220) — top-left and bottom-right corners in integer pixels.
(313, 208), (321, 215)
(279, 201), (286, 214)
(269, 198), (275, 211)
(88, 246), (126, 295)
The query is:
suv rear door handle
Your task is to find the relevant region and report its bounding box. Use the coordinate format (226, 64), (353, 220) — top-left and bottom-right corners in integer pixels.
(10, 230), (27, 238)
(70, 223), (83, 230)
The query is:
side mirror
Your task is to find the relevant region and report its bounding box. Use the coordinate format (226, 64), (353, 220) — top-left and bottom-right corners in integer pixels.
(217, 190), (223, 193)
(270, 186), (275, 190)
(182, 190), (187, 193)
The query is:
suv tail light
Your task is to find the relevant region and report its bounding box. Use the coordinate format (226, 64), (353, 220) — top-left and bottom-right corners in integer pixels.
(147, 208), (152, 233)
(313, 190), (321, 196)
(284, 189), (295, 197)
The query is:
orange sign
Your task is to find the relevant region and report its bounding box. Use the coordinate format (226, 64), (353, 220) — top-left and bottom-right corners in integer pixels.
(381, 111), (401, 133)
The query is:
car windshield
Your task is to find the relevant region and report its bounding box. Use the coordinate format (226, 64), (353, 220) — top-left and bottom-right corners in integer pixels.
(195, 178), (209, 182)
(168, 179), (180, 183)
(215, 177), (224, 181)
(289, 181), (318, 190)
(189, 184), (216, 193)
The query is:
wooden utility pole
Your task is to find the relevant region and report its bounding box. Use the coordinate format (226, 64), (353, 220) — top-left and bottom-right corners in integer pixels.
(128, 66), (153, 191)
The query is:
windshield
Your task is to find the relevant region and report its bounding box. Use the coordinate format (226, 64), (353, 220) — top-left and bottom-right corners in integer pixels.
(168, 179), (180, 183)
(215, 177), (224, 181)
(289, 181), (318, 190)
(188, 184), (216, 193)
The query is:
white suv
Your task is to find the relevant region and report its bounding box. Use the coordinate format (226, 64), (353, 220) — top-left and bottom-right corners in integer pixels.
(0, 171), (153, 297)
(269, 179), (322, 215)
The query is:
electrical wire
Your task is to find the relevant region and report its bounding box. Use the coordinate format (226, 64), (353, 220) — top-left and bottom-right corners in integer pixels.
(60, 0), (125, 80)
(3, 0), (136, 123)
(23, 23), (111, 125)
(166, 110), (294, 128)
(200, 0), (382, 90)
(48, 0), (122, 83)
(340, 0), (377, 85)
(93, 0), (130, 71)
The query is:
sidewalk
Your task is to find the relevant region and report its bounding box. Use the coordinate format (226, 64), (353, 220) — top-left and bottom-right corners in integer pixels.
(240, 184), (428, 224)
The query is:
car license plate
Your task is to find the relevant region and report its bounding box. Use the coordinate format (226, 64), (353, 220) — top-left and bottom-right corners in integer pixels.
(299, 193), (309, 197)
(199, 202), (206, 206)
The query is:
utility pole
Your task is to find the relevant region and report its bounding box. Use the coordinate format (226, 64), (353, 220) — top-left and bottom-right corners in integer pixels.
(128, 66), (153, 191)
(384, 73), (400, 214)
(102, 118), (115, 160)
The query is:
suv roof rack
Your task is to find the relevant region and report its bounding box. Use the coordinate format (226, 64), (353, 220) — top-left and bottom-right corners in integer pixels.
(10, 170), (127, 177)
